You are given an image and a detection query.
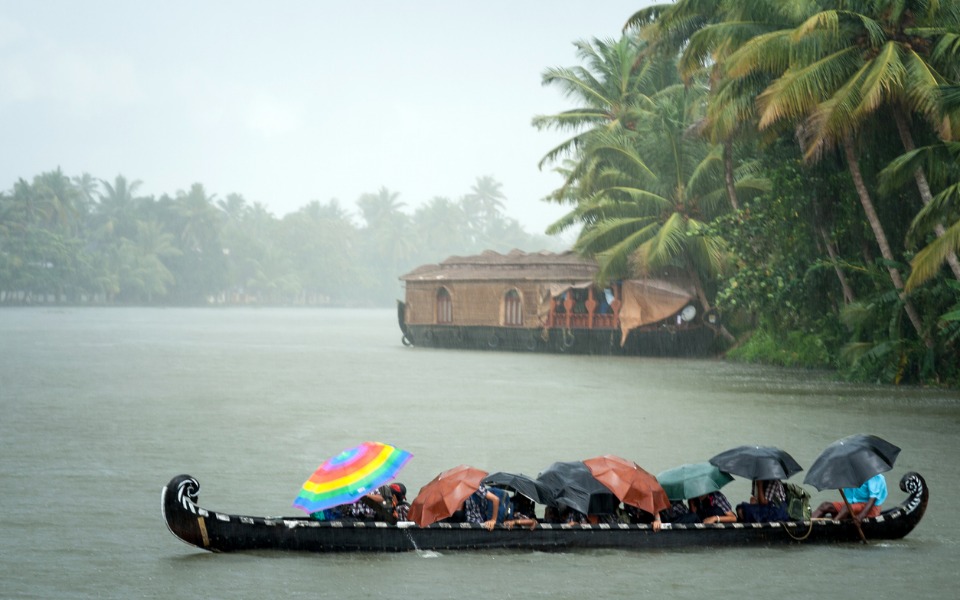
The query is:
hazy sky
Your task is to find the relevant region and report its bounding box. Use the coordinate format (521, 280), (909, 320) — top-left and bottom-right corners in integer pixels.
(1, 1), (654, 233)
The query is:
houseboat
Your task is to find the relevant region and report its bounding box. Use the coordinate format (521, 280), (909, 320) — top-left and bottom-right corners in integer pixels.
(397, 250), (718, 356)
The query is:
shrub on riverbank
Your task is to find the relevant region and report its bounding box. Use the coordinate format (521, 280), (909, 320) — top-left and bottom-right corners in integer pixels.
(727, 328), (833, 369)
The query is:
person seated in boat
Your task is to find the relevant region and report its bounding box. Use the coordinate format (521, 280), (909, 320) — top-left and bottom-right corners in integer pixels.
(503, 492), (538, 530)
(560, 507), (588, 524)
(371, 482), (410, 522)
(345, 500), (377, 521)
(660, 499), (700, 524)
(561, 506), (616, 525)
(310, 505), (349, 521)
(689, 491), (736, 524)
(344, 482), (410, 523)
(811, 472), (887, 522)
(622, 504), (663, 531)
(463, 483), (501, 530)
(590, 513), (619, 525)
(543, 505), (562, 523)
(736, 479), (789, 523)
(391, 483), (410, 521)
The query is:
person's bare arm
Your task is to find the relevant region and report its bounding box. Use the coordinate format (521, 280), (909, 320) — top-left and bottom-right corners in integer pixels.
(482, 492), (499, 531)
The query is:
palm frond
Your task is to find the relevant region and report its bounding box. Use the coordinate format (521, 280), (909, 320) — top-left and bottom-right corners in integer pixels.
(757, 47), (861, 130)
(909, 174), (960, 239)
(624, 3), (673, 31)
(725, 30), (795, 79)
(906, 214), (960, 289)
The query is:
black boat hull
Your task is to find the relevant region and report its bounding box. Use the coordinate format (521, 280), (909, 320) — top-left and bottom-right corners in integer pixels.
(162, 472), (928, 553)
(398, 323), (716, 357)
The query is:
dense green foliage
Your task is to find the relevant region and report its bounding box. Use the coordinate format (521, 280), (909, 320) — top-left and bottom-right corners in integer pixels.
(534, 1), (960, 385)
(0, 172), (559, 307)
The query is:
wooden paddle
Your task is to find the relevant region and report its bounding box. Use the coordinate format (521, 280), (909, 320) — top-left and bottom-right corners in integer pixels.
(839, 489), (867, 543)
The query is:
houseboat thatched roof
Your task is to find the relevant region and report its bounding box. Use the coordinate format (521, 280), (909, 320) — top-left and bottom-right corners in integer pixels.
(400, 250), (598, 283)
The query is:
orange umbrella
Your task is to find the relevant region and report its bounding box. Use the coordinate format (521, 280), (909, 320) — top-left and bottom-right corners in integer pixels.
(408, 464), (489, 527)
(583, 454), (670, 516)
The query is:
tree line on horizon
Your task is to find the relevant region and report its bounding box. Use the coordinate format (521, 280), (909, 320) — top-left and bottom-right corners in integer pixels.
(530, 0), (959, 385)
(0, 171), (560, 307)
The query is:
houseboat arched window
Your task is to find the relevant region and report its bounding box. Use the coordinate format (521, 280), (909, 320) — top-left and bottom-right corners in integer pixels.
(436, 288), (453, 324)
(504, 289), (522, 326)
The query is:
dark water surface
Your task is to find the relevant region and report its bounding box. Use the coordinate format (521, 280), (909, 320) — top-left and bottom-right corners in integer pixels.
(1, 308), (958, 599)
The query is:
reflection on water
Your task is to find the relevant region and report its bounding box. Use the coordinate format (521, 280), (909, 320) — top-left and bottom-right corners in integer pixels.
(1, 308), (958, 599)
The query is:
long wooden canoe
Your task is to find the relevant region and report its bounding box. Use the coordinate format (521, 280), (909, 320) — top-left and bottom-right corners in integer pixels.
(162, 472), (928, 553)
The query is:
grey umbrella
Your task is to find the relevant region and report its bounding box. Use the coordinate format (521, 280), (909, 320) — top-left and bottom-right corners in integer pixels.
(803, 434), (901, 491)
(536, 461), (618, 516)
(483, 471), (554, 505)
(709, 445), (803, 481)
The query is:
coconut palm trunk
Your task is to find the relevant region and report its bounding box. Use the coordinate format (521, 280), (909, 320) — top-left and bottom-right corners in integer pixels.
(685, 259), (736, 343)
(842, 134), (931, 346)
(819, 226), (856, 305)
(723, 139), (740, 211)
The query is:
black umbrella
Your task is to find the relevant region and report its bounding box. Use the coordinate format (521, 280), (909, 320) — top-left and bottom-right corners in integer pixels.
(536, 461), (618, 515)
(803, 434), (901, 491)
(709, 445), (804, 481)
(483, 471), (554, 505)
(803, 434), (901, 543)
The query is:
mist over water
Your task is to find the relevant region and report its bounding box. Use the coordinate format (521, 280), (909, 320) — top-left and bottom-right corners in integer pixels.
(1, 308), (958, 599)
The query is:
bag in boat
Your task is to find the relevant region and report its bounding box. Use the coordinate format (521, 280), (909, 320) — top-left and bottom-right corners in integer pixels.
(785, 483), (811, 520)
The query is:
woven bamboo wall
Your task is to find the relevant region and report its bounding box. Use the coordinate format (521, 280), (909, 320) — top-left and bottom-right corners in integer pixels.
(404, 281), (544, 327)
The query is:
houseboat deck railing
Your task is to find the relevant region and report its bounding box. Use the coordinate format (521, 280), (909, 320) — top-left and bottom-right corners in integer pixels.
(544, 285), (621, 330)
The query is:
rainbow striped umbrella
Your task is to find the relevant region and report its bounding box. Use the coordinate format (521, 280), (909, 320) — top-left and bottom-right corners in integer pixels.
(293, 441), (413, 514)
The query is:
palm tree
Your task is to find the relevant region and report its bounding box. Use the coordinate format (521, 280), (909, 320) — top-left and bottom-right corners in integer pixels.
(413, 196), (468, 258)
(32, 168), (81, 234)
(175, 183), (221, 251)
(217, 193), (249, 224)
(356, 187), (414, 303)
(165, 183), (227, 302)
(126, 220), (180, 302)
(96, 175), (143, 241)
(532, 36), (674, 169)
(356, 187), (405, 230)
(724, 0), (958, 341)
(71, 172), (99, 227)
(547, 83), (768, 322)
(462, 175), (506, 222)
(631, 0), (804, 211)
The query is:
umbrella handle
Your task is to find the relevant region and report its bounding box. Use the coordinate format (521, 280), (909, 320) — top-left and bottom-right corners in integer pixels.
(839, 489), (867, 544)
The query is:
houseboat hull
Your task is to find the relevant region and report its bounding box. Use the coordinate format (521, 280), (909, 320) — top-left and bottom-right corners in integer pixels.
(398, 305), (716, 357)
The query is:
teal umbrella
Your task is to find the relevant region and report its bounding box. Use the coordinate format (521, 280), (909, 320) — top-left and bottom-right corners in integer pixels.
(656, 462), (734, 501)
